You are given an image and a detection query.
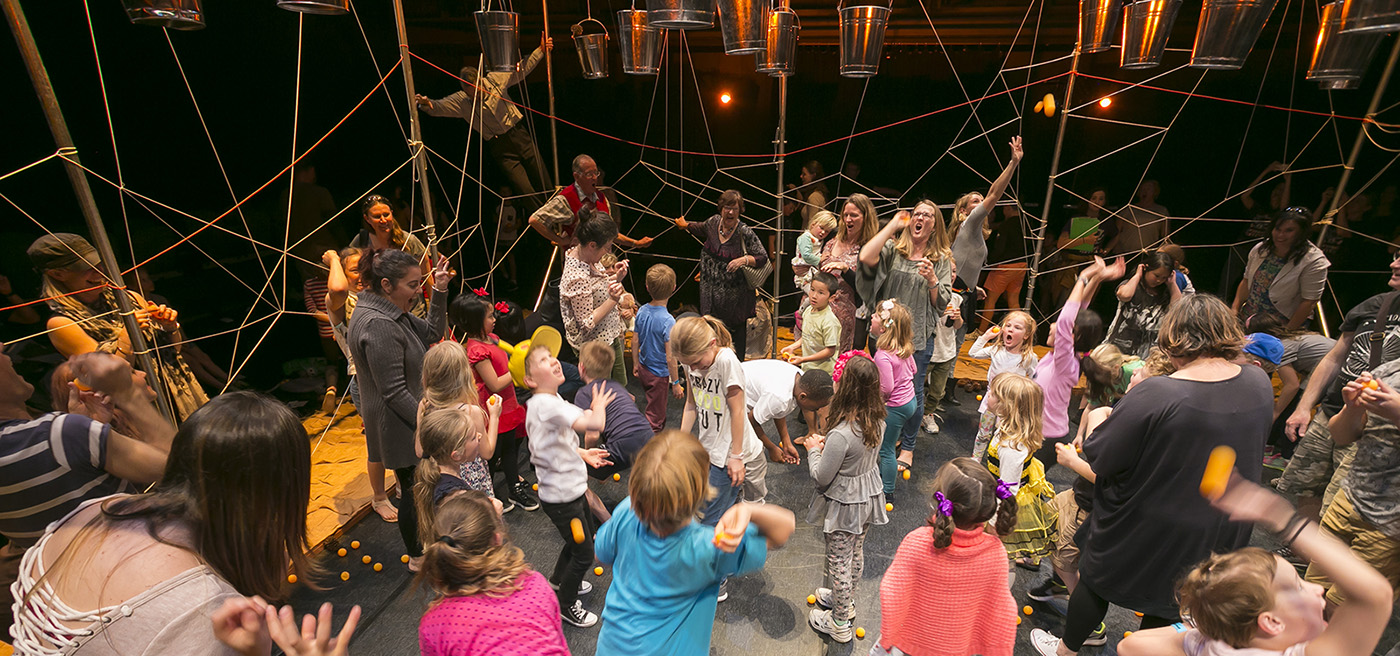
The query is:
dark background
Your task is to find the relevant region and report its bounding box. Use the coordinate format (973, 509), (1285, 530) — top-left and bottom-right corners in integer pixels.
(2, 0), (1396, 388)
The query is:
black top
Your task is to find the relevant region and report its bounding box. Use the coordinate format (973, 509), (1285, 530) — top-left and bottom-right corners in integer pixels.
(433, 473), (473, 506)
(1078, 366), (1272, 618)
(1321, 291), (1400, 414)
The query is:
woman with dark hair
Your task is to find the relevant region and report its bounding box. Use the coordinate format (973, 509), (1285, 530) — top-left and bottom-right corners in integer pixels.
(1231, 208), (1330, 330)
(351, 194), (431, 317)
(1103, 251), (1183, 359)
(1030, 294), (1274, 656)
(673, 190), (769, 362)
(796, 160), (830, 228)
(824, 193), (882, 354)
(350, 248), (454, 569)
(8, 392), (330, 654)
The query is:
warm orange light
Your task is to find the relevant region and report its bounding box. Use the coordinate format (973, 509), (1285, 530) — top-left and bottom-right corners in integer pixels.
(1099, 97), (1112, 108)
(720, 92), (732, 104)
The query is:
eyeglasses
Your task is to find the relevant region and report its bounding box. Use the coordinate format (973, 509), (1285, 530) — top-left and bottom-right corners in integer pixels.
(578, 169), (604, 180)
(912, 211), (937, 219)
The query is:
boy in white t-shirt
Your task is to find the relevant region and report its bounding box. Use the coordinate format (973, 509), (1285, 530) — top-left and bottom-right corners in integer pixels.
(742, 359), (835, 464)
(524, 345), (614, 629)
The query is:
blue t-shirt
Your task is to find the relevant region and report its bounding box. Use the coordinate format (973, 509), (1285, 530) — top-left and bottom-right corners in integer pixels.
(595, 498), (768, 656)
(575, 379), (654, 442)
(634, 304), (676, 379)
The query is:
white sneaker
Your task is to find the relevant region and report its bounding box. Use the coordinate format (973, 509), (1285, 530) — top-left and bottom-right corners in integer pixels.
(550, 579), (592, 596)
(813, 587), (833, 608)
(1030, 628), (1062, 656)
(561, 600), (598, 628)
(922, 413), (940, 434)
(808, 607), (852, 643)
(717, 579), (729, 602)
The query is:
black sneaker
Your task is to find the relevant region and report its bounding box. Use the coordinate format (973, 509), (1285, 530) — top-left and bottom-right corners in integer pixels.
(1082, 623), (1108, 647)
(497, 495), (516, 514)
(1028, 577), (1069, 602)
(512, 481), (541, 511)
(561, 600), (598, 628)
(943, 391), (961, 406)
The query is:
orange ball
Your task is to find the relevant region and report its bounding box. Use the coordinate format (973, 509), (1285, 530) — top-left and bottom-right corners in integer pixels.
(594, 566), (604, 576)
(1366, 379), (1380, 390)
(855, 627), (866, 639)
(373, 563), (383, 572)
(1017, 616), (1022, 625)
(1124, 631), (1134, 638)
(902, 469), (910, 480)
(340, 571), (349, 581)
(1023, 605), (1033, 615)
(533, 483), (539, 491)
(401, 554), (410, 563)
(350, 540), (361, 549)
(976, 395), (984, 401)
(885, 503), (894, 512)
(287, 574), (298, 584)
(337, 548), (347, 557)
(362, 555), (372, 564)
(613, 473), (621, 481)
(1134, 611), (1144, 617)
(807, 594), (817, 605)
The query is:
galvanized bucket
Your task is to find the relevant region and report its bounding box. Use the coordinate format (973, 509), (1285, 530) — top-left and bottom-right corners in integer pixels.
(1339, 0), (1400, 34)
(121, 0), (204, 30)
(619, 9), (664, 75)
(1079, 0), (1121, 53)
(276, 0), (349, 14)
(1309, 0), (1386, 86)
(756, 7), (799, 76)
(648, 0), (714, 30)
(1189, 0), (1279, 69)
(838, 3), (891, 78)
(574, 18), (611, 79)
(717, 0), (769, 54)
(475, 10), (521, 73)
(1120, 0), (1182, 68)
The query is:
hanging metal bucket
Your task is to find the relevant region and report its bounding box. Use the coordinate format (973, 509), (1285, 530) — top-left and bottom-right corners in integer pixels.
(1120, 0), (1182, 68)
(573, 18), (611, 79)
(121, 0), (204, 29)
(618, 9), (664, 74)
(1079, 0), (1121, 53)
(1319, 77), (1361, 88)
(716, 0), (769, 54)
(475, 11), (522, 73)
(756, 7), (799, 76)
(276, 0), (349, 14)
(1339, 0), (1400, 34)
(838, 3), (891, 78)
(648, 0), (714, 30)
(1189, 0), (1279, 69)
(1309, 1), (1386, 86)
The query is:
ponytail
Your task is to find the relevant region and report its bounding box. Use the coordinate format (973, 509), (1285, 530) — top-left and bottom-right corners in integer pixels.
(415, 458), (443, 544)
(703, 315), (733, 349)
(671, 315), (733, 361)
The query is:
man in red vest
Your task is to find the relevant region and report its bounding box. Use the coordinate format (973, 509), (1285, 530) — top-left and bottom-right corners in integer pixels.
(530, 154), (654, 249)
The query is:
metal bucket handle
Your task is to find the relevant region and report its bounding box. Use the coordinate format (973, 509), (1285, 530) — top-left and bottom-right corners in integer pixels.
(770, 0), (801, 26)
(576, 16), (610, 36)
(836, 0), (892, 10)
(480, 0), (515, 12)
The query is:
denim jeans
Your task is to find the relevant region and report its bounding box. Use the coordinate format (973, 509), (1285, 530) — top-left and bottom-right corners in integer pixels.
(699, 463), (742, 526)
(880, 398), (917, 494)
(903, 333), (939, 452)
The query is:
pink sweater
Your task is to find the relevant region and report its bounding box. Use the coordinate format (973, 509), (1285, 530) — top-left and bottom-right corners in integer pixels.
(418, 570), (571, 656)
(879, 526), (1016, 656)
(1034, 299), (1081, 439)
(874, 349), (916, 407)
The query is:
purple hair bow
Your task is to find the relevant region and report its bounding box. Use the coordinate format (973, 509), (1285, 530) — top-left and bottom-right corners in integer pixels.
(933, 491), (954, 517)
(995, 480), (1015, 500)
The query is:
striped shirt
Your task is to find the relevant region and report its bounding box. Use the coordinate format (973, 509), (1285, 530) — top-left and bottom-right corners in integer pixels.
(0, 413), (129, 548)
(304, 278), (333, 338)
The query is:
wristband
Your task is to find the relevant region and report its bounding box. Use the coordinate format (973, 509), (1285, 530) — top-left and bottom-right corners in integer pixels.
(729, 452), (744, 460)
(432, 286), (448, 293)
(671, 380), (684, 386)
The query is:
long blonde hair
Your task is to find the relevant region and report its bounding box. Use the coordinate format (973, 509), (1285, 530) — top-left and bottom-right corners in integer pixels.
(989, 372), (1043, 452)
(993, 310), (1038, 370)
(874, 299), (914, 359)
(894, 199), (952, 262)
(948, 192), (989, 243)
(670, 315), (732, 362)
(839, 193), (880, 246)
(414, 406), (482, 543)
(417, 491), (529, 601)
(422, 341), (477, 409)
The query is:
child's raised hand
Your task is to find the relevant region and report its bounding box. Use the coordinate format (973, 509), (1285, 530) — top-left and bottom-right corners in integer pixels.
(212, 596), (271, 656)
(579, 447), (613, 469)
(713, 502), (752, 553)
(265, 602), (360, 656)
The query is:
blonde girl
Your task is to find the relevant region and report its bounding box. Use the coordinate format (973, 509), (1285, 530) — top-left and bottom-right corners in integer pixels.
(672, 316), (768, 530)
(984, 372), (1057, 567)
(413, 406), (496, 545)
(871, 299), (917, 497)
(804, 353), (888, 643)
(416, 491), (570, 656)
(969, 310), (1039, 460)
(419, 342), (501, 507)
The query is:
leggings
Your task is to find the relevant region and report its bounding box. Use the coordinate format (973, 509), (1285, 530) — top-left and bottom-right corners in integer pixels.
(1062, 580), (1175, 650)
(724, 318), (748, 362)
(392, 466), (422, 558)
(491, 426), (524, 500)
(825, 530), (866, 622)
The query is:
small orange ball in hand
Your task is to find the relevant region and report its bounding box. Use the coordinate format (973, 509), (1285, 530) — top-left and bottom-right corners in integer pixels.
(1366, 379), (1380, 390)
(72, 379), (92, 392)
(1134, 611), (1144, 617)
(1125, 631), (1134, 638)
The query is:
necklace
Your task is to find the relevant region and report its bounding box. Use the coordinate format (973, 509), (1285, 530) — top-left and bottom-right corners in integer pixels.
(719, 220), (737, 240)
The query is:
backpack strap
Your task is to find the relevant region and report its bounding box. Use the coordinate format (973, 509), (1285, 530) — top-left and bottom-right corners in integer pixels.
(1368, 291), (1400, 371)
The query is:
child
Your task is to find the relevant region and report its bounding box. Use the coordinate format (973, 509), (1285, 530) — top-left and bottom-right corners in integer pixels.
(450, 293), (538, 511)
(1114, 475), (1393, 656)
(804, 353), (889, 643)
(920, 261), (965, 439)
(782, 271), (841, 434)
(871, 300), (917, 498)
(1104, 252), (1182, 359)
(1072, 344), (1145, 444)
(524, 345), (614, 628)
(1158, 243), (1196, 295)
(576, 340), (656, 519)
(634, 264), (682, 434)
(743, 360), (834, 464)
(412, 405), (500, 543)
(417, 492), (570, 656)
(793, 210), (839, 292)
(419, 341), (499, 503)
(594, 430), (796, 655)
(874, 458), (1019, 656)
(969, 310), (1039, 460)
(985, 372), (1057, 567)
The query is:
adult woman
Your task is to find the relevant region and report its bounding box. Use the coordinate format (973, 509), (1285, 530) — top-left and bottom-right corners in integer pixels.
(1030, 295), (1274, 656)
(28, 233), (207, 421)
(795, 160), (830, 228)
(858, 198), (953, 463)
(9, 392), (315, 654)
(1231, 208), (1330, 331)
(674, 190), (768, 362)
(351, 194), (431, 317)
(560, 213), (630, 379)
(948, 137), (1024, 301)
(1043, 189), (1110, 311)
(349, 249), (454, 569)
(1103, 252), (1182, 359)
(824, 193), (881, 353)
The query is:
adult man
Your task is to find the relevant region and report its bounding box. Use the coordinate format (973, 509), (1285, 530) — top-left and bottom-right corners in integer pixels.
(742, 359), (833, 465)
(1108, 180), (1169, 258)
(416, 37), (553, 212)
(530, 154), (654, 249)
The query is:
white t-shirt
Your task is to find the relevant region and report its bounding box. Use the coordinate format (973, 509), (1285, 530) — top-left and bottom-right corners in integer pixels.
(684, 348), (764, 468)
(525, 392), (587, 504)
(742, 359), (801, 425)
(930, 294), (964, 363)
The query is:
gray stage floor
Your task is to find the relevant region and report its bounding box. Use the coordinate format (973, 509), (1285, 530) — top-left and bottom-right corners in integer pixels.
(290, 376), (1400, 656)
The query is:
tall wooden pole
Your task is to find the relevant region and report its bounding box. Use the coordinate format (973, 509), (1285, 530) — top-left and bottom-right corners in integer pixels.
(1024, 47), (1080, 311)
(541, 0), (561, 186)
(392, 0), (440, 258)
(772, 74), (788, 357)
(4, 0), (175, 423)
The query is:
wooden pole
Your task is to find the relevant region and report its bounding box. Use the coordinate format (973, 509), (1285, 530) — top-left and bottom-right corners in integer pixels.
(392, 0), (440, 259)
(1024, 47), (1080, 312)
(542, 0), (561, 187)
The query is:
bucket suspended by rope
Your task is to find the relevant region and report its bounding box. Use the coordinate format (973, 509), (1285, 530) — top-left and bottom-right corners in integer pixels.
(756, 6), (799, 76)
(716, 0), (769, 54)
(648, 0), (715, 30)
(1120, 0), (1183, 68)
(573, 18), (611, 79)
(838, 1), (891, 78)
(1339, 0), (1400, 34)
(1189, 0), (1279, 69)
(618, 9), (664, 74)
(276, 0), (349, 14)
(1079, 0), (1121, 53)
(1309, 0), (1386, 88)
(120, 0), (204, 30)
(476, 9), (522, 73)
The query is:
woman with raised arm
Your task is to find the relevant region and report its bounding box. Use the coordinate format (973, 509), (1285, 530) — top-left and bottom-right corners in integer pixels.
(673, 190), (769, 362)
(948, 137), (1025, 311)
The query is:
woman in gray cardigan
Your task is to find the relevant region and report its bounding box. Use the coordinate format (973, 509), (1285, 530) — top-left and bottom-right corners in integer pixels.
(349, 248), (453, 568)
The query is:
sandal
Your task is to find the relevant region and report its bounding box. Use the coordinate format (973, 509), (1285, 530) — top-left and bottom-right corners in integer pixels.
(896, 450), (914, 472)
(371, 498), (399, 523)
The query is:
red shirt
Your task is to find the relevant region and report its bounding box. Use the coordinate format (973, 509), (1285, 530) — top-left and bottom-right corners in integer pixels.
(556, 184), (609, 239)
(879, 526), (1017, 656)
(466, 336), (525, 433)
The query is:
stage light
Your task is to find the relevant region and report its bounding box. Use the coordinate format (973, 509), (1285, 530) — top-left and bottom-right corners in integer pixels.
(1099, 97), (1112, 108)
(720, 92), (733, 104)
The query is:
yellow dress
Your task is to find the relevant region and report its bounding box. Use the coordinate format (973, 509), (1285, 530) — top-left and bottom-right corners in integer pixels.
(987, 439), (1059, 563)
